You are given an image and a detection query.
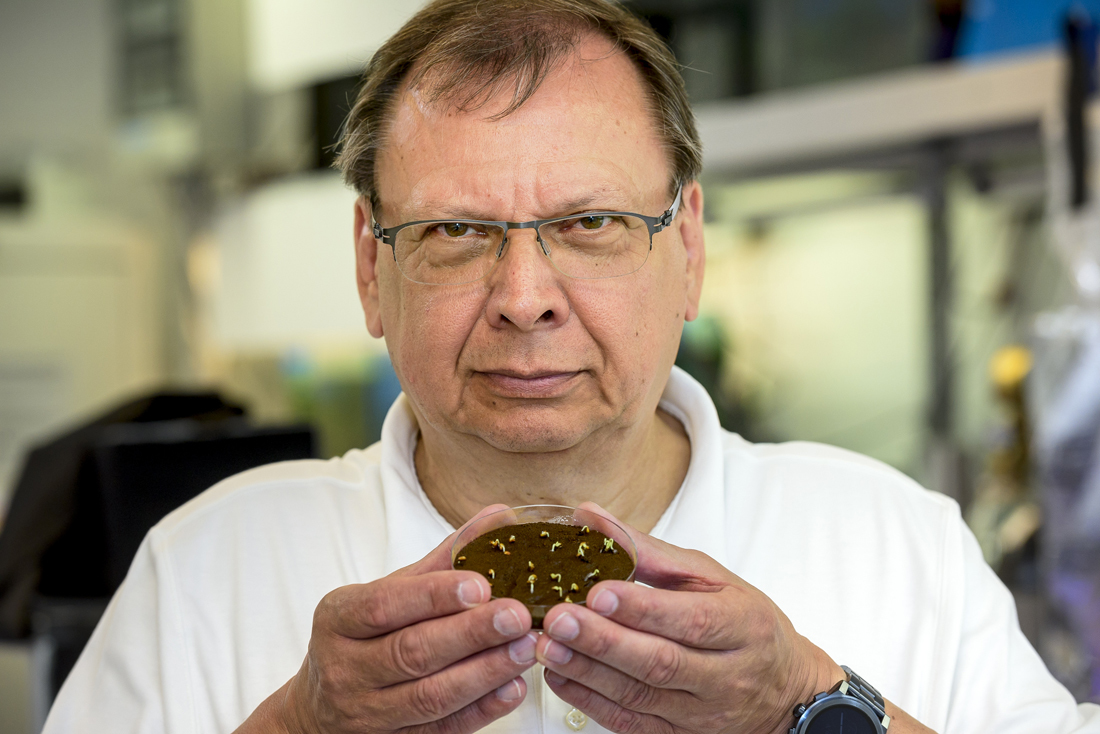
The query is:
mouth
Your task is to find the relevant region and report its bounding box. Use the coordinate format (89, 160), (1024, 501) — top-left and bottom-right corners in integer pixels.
(476, 370), (581, 398)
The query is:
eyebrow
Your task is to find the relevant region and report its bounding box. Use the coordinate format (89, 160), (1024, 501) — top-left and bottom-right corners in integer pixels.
(403, 187), (638, 223)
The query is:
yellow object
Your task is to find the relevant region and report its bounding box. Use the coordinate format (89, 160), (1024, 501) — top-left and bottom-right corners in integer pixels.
(989, 346), (1032, 389)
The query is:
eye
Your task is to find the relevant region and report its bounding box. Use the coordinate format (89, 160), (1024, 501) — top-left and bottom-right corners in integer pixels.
(441, 222), (473, 237)
(577, 215), (610, 230)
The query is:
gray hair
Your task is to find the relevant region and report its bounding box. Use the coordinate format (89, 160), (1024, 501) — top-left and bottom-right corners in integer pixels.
(335, 0), (701, 216)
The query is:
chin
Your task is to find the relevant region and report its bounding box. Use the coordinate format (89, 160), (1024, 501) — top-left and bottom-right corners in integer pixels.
(457, 408), (603, 455)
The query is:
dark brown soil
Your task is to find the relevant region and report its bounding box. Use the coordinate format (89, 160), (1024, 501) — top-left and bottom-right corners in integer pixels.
(455, 521), (634, 627)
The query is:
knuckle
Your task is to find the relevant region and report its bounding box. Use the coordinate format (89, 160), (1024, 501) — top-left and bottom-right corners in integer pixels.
(431, 708), (467, 734)
(313, 589), (343, 630)
(748, 603), (780, 644)
(357, 586), (395, 633)
(606, 706), (646, 734)
(312, 657), (356, 708)
(589, 624), (618, 660)
(389, 625), (435, 679)
(410, 675), (452, 721)
(457, 605), (491, 648)
(632, 593), (660, 630)
(618, 679), (659, 713)
(640, 644), (683, 688)
(686, 602), (720, 646)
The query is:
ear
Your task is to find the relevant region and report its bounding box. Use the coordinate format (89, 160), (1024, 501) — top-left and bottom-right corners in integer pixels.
(354, 196), (385, 338)
(677, 180), (706, 322)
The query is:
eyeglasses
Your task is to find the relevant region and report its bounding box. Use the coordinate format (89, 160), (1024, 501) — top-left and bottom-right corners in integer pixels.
(372, 185), (683, 285)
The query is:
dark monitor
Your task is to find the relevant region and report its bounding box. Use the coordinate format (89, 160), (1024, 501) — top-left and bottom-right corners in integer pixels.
(90, 420), (315, 589)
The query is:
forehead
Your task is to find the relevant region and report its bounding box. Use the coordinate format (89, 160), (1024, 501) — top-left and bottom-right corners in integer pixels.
(376, 35), (671, 220)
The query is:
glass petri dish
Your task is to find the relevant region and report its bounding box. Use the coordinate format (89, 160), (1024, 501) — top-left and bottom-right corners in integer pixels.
(451, 505), (637, 628)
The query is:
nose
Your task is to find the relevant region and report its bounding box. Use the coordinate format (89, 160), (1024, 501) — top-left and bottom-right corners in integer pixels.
(484, 229), (570, 331)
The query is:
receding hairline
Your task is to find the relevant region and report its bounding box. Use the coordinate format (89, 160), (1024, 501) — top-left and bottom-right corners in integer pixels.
(408, 26), (624, 115)
(336, 0), (703, 218)
(371, 31), (674, 219)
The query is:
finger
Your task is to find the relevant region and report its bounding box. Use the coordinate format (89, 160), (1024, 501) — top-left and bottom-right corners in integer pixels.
(373, 634), (538, 727)
(399, 503), (513, 577)
(536, 636), (695, 718)
(415, 676), (528, 734)
(363, 597), (532, 687)
(575, 502), (729, 592)
(541, 603), (716, 692)
(585, 580), (756, 650)
(543, 668), (675, 734)
(317, 569), (491, 639)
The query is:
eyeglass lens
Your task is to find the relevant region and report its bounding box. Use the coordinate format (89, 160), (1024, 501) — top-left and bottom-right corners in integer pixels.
(393, 215), (651, 285)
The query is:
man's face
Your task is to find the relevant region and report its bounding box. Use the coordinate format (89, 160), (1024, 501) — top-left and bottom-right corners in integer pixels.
(355, 35), (705, 454)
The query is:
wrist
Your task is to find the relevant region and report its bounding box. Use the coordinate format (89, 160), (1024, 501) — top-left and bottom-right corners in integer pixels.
(233, 677), (305, 734)
(777, 639), (846, 734)
(279, 672), (320, 734)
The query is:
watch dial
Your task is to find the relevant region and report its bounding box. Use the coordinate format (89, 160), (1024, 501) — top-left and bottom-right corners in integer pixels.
(805, 705), (878, 734)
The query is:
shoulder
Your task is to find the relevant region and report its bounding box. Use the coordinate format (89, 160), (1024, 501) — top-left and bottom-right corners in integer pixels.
(149, 442), (386, 546)
(715, 430), (961, 584)
(720, 430), (957, 517)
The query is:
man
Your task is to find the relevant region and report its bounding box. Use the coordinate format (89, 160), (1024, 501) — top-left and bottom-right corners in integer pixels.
(43, 1), (1100, 733)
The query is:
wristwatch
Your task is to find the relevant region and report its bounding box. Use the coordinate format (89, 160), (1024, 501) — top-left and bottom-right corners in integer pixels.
(789, 666), (891, 734)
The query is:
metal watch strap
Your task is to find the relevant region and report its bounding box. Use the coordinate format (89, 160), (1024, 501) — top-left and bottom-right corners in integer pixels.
(839, 666), (891, 730)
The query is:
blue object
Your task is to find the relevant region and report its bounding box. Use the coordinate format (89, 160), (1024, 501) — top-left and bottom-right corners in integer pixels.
(958, 0), (1100, 59)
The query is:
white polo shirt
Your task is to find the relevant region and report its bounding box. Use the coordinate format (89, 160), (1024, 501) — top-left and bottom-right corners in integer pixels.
(43, 367), (1100, 733)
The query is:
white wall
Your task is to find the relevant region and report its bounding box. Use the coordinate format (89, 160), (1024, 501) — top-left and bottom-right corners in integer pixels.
(701, 171), (1028, 479)
(209, 171), (376, 351)
(703, 182), (928, 472)
(0, 0), (113, 163)
(247, 0), (429, 90)
(0, 160), (163, 512)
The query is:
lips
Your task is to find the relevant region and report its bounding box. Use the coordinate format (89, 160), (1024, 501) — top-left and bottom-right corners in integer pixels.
(477, 369), (581, 398)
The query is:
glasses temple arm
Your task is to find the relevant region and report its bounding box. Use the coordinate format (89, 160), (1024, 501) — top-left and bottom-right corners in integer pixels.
(654, 184), (684, 232)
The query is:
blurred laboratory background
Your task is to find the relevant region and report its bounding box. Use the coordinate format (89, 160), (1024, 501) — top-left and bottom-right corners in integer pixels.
(3, 0), (1100, 730)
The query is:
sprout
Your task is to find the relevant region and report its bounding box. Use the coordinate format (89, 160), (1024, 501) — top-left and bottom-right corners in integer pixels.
(455, 556), (466, 566)
(602, 538), (616, 553)
(550, 541), (562, 552)
(577, 542), (589, 558)
(527, 574), (537, 593)
(552, 585), (564, 598)
(584, 569), (600, 583)
(540, 531), (551, 538)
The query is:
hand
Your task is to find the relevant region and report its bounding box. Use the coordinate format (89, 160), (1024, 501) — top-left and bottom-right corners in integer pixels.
(535, 502), (843, 734)
(238, 504), (538, 734)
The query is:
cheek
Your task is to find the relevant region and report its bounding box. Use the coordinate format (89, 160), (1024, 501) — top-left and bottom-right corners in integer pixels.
(381, 281), (483, 392)
(572, 275), (674, 366)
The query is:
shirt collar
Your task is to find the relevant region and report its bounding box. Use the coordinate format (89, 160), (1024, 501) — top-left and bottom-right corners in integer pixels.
(378, 366), (730, 574)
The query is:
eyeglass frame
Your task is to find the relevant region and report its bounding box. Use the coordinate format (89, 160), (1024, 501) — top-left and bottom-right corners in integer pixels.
(371, 183), (684, 281)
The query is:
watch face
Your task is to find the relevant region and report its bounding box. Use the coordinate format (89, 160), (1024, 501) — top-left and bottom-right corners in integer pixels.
(805, 704), (878, 734)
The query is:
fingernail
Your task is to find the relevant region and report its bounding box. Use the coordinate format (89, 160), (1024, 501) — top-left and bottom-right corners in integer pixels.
(545, 669), (568, 686)
(494, 608), (524, 636)
(547, 612), (580, 641)
(496, 678), (523, 701)
(543, 639), (573, 665)
(589, 589), (618, 615)
(458, 579), (484, 606)
(509, 632), (537, 664)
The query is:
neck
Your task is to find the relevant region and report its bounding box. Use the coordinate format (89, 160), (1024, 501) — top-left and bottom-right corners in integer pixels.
(414, 408), (690, 534)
